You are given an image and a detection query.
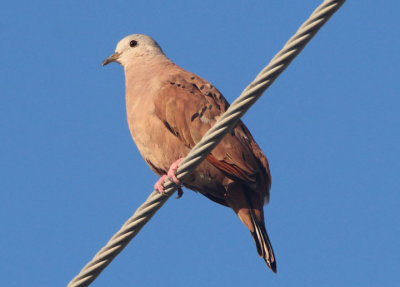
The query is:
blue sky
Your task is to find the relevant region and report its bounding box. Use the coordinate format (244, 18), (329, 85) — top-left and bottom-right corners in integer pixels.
(1, 1), (399, 286)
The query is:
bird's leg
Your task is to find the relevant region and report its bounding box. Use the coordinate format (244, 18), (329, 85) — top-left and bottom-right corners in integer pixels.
(154, 158), (185, 198)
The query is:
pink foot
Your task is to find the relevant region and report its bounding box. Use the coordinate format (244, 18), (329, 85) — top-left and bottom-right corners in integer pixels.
(154, 175), (168, 194)
(167, 158), (184, 184)
(154, 158), (185, 196)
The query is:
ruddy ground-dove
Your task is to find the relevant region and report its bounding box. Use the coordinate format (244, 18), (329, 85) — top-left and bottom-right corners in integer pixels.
(103, 34), (277, 272)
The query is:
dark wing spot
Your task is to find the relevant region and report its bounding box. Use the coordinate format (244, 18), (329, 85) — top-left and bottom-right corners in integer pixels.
(191, 112), (199, 122)
(199, 106), (207, 117)
(163, 120), (175, 134)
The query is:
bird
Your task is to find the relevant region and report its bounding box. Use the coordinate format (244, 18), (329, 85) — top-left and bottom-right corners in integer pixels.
(103, 34), (277, 272)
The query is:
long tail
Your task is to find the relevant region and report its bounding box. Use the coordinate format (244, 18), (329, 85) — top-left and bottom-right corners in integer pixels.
(250, 210), (277, 273)
(225, 182), (277, 273)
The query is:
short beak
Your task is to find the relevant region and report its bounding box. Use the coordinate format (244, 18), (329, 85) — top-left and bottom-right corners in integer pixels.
(102, 52), (120, 66)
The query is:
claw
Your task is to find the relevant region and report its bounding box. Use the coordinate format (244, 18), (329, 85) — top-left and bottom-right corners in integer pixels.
(154, 175), (168, 194)
(167, 158), (184, 184)
(169, 158), (185, 198)
(175, 187), (184, 199)
(154, 158), (185, 196)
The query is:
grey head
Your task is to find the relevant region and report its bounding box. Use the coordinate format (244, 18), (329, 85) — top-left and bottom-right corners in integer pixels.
(102, 34), (164, 67)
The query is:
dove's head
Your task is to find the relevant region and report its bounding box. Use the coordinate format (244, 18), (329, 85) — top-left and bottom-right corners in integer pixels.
(102, 34), (164, 67)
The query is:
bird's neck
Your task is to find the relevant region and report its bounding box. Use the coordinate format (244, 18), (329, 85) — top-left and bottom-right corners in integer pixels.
(123, 54), (177, 113)
(124, 54), (177, 96)
(124, 54), (172, 78)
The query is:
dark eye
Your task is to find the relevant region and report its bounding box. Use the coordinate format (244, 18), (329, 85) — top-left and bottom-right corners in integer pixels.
(130, 40), (138, 47)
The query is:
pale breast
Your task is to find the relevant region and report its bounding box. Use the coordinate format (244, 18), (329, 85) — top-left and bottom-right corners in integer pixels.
(125, 82), (189, 175)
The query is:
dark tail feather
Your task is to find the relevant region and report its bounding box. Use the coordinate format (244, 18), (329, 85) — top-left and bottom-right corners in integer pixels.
(250, 211), (277, 273)
(224, 182), (276, 272)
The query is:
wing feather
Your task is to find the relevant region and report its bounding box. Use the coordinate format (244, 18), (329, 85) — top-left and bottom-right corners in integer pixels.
(154, 70), (271, 201)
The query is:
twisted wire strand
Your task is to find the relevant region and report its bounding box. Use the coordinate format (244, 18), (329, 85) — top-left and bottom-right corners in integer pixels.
(68, 1), (345, 286)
